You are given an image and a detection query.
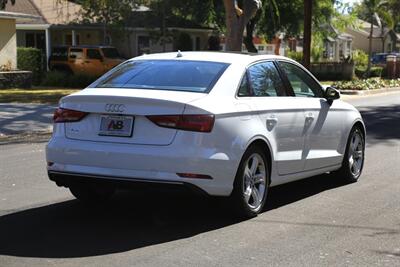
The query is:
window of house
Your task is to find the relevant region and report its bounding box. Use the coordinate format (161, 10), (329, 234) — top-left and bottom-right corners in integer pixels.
(258, 46), (264, 51)
(137, 36), (150, 55)
(65, 34), (80, 46)
(195, 37), (201, 51)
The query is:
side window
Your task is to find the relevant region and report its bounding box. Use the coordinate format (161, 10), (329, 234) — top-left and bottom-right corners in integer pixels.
(278, 61), (323, 98)
(247, 61), (286, 97)
(238, 73), (251, 96)
(69, 48), (83, 59)
(87, 49), (102, 60)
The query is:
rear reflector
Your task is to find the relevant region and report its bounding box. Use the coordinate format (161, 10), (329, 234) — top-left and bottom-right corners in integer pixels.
(53, 108), (88, 123)
(147, 114), (214, 133)
(177, 173), (213, 179)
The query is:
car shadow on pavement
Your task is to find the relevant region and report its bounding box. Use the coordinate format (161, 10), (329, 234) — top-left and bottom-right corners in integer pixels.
(359, 105), (400, 145)
(0, 174), (348, 259)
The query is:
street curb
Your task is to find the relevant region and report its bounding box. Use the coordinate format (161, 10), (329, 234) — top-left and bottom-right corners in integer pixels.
(339, 87), (400, 95)
(0, 131), (52, 145)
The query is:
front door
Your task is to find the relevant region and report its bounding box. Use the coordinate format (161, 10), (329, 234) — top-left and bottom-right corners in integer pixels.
(277, 61), (344, 171)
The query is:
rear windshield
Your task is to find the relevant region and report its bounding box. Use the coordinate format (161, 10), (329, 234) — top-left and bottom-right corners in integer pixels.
(101, 48), (120, 58)
(93, 60), (229, 93)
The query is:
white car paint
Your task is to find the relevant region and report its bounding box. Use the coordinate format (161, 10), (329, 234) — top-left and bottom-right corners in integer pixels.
(46, 52), (365, 196)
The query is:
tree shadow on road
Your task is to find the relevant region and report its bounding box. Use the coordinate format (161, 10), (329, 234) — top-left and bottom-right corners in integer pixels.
(0, 174), (348, 259)
(359, 104), (400, 145)
(0, 104), (54, 135)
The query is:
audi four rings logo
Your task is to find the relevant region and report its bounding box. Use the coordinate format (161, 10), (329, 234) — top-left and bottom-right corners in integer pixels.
(105, 104), (126, 113)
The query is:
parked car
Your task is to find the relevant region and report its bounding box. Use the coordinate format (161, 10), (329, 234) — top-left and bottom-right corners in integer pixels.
(371, 52), (400, 66)
(49, 45), (125, 77)
(46, 52), (365, 217)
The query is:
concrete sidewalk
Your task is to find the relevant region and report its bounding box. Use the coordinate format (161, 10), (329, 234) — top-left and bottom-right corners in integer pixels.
(0, 103), (55, 136)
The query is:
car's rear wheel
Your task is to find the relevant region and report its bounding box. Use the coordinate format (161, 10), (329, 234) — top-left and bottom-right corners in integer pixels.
(69, 183), (116, 202)
(337, 126), (365, 183)
(231, 145), (270, 217)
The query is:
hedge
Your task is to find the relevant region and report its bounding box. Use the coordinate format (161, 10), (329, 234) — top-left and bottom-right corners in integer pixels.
(41, 71), (98, 88)
(17, 47), (43, 85)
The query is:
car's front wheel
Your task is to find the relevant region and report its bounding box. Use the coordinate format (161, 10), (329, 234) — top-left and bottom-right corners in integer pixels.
(69, 183), (116, 203)
(337, 126), (365, 183)
(231, 145), (270, 217)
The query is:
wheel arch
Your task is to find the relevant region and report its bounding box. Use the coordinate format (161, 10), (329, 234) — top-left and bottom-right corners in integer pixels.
(244, 137), (273, 184)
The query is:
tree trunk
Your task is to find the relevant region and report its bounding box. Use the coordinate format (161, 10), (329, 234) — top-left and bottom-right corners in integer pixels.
(244, 18), (258, 53)
(223, 0), (261, 52)
(303, 0), (312, 69)
(366, 16), (374, 77)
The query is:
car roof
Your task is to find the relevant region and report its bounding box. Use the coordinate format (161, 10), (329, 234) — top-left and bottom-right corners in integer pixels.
(131, 51), (293, 65)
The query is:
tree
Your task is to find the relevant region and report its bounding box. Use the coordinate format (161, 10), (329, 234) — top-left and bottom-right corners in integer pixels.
(303, 0), (312, 69)
(223, 0), (262, 51)
(77, 0), (141, 44)
(0, 0), (15, 10)
(358, 0), (393, 76)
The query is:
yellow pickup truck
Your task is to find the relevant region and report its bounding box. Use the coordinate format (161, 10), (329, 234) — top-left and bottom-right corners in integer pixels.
(49, 45), (125, 77)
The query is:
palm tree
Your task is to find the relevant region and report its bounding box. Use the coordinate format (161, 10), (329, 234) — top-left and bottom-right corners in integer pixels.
(363, 0), (393, 77)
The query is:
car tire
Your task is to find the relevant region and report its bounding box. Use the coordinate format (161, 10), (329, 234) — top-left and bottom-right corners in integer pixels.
(69, 183), (116, 203)
(337, 126), (365, 183)
(230, 145), (270, 218)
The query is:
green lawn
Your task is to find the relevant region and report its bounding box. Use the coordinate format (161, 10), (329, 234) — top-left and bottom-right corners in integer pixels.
(0, 88), (79, 104)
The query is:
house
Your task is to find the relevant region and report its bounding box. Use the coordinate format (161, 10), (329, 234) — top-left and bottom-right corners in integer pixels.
(5, 0), (214, 65)
(346, 19), (400, 54)
(318, 24), (354, 62)
(220, 36), (287, 56)
(0, 11), (39, 70)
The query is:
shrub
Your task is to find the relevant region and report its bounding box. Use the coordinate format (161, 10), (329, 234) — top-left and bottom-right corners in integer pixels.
(352, 49), (368, 69)
(332, 78), (400, 90)
(355, 66), (383, 79)
(41, 71), (97, 88)
(287, 51), (303, 63)
(17, 47), (43, 85)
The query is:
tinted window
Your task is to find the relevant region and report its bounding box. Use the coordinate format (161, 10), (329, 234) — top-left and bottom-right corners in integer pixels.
(238, 74), (251, 96)
(94, 60), (229, 93)
(247, 61), (286, 97)
(70, 48), (83, 59)
(101, 48), (120, 58)
(51, 47), (68, 61)
(278, 61), (323, 98)
(87, 49), (102, 60)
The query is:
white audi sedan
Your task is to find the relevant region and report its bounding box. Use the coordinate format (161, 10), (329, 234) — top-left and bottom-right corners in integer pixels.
(46, 52), (365, 217)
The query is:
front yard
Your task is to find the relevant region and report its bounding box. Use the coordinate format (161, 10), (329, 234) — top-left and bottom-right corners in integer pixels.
(0, 88), (79, 104)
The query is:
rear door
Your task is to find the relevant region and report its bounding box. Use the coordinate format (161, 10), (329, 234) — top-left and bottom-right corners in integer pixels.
(243, 61), (306, 175)
(277, 61), (344, 171)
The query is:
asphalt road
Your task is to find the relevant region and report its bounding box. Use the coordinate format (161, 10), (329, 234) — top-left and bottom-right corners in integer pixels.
(0, 93), (399, 267)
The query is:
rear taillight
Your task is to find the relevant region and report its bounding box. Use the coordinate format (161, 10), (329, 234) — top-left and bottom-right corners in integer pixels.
(53, 108), (88, 123)
(147, 114), (215, 133)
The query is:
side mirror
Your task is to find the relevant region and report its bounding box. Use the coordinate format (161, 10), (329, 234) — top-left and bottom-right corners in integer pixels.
(325, 87), (340, 102)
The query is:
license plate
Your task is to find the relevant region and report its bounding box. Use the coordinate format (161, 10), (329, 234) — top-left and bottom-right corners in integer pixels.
(99, 115), (134, 137)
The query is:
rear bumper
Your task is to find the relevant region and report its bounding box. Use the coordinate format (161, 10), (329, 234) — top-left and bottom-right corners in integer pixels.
(48, 171), (209, 196)
(46, 136), (240, 196)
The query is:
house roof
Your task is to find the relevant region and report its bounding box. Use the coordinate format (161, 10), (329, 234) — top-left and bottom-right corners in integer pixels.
(5, 0), (81, 25)
(0, 10), (41, 21)
(350, 19), (391, 39)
